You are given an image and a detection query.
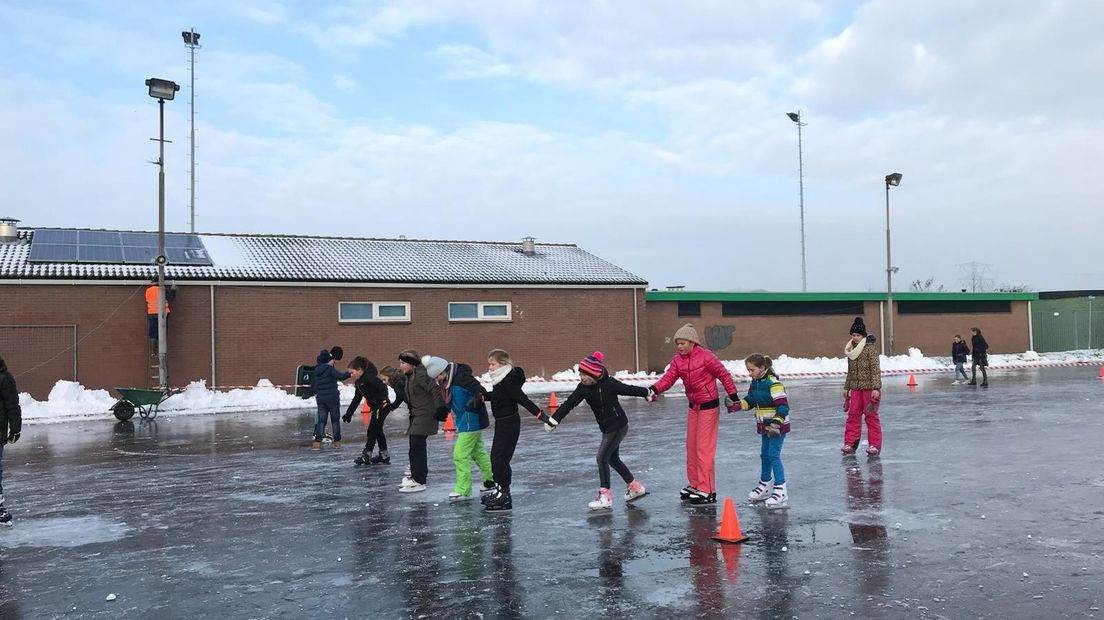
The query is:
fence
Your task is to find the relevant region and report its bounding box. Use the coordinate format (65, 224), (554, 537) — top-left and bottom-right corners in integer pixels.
(0, 325), (78, 398)
(1032, 299), (1104, 351)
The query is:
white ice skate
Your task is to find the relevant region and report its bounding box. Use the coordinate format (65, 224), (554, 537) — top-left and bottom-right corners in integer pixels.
(764, 483), (788, 509)
(748, 480), (772, 503)
(588, 488), (613, 511)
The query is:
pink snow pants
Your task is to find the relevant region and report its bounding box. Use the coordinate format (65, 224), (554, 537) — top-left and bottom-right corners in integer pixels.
(686, 407), (720, 493)
(844, 389), (882, 450)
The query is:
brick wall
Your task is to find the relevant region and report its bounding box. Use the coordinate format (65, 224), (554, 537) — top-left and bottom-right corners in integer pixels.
(0, 283), (646, 399)
(646, 300), (1029, 371)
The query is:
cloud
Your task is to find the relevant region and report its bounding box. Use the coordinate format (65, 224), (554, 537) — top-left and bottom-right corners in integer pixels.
(332, 73), (356, 92)
(433, 44), (511, 79)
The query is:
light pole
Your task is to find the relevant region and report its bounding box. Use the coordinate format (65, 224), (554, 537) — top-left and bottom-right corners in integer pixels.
(182, 29), (201, 233)
(884, 172), (902, 355)
(787, 111), (807, 291)
(146, 77), (179, 390)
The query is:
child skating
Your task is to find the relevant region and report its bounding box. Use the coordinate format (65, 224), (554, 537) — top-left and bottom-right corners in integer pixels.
(482, 349), (551, 512)
(340, 356), (391, 466)
(843, 317), (883, 456)
(733, 354), (791, 509)
(311, 348), (351, 450)
(548, 352), (651, 511)
(424, 356), (495, 502)
(650, 324), (741, 505)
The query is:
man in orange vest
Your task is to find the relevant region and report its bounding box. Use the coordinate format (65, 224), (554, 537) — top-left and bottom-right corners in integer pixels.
(145, 279), (172, 342)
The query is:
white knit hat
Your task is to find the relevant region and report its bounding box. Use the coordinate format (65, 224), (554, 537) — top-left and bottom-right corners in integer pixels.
(422, 355), (449, 378)
(673, 323), (700, 345)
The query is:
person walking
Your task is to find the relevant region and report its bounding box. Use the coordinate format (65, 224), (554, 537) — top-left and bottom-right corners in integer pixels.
(951, 335), (970, 384)
(968, 327), (990, 387)
(843, 317), (883, 456)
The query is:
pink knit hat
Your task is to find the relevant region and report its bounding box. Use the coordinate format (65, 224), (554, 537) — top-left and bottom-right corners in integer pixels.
(579, 351), (606, 379)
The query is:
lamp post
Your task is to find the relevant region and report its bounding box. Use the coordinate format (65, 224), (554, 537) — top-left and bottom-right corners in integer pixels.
(884, 172), (902, 355)
(182, 29), (201, 233)
(787, 111), (807, 291)
(146, 77), (179, 390)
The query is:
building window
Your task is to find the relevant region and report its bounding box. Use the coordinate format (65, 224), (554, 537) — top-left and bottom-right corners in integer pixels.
(338, 301), (411, 323)
(721, 301), (865, 316)
(677, 301), (701, 317)
(449, 301), (512, 322)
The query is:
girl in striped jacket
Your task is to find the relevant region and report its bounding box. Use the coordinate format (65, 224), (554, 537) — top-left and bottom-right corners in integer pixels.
(733, 353), (791, 508)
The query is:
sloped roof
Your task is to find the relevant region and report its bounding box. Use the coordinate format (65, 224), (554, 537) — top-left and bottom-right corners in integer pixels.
(0, 229), (647, 286)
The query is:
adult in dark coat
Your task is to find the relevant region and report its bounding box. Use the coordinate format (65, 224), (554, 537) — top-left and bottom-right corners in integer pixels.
(0, 357), (23, 526)
(969, 327), (990, 387)
(398, 350), (443, 492)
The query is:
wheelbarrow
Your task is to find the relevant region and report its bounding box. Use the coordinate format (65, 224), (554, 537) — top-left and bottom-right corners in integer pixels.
(111, 387), (173, 421)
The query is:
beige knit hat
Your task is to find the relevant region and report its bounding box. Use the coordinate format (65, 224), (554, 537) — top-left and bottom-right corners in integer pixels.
(673, 323), (700, 344)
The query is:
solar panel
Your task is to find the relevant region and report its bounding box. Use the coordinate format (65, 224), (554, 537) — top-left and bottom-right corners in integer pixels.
(28, 228), (213, 266)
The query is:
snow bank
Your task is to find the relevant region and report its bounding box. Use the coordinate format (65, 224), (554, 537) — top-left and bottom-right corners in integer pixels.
(17, 349), (1104, 424)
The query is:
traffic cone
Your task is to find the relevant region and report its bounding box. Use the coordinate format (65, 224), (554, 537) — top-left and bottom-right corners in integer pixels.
(548, 392), (559, 413)
(712, 497), (749, 543)
(907, 373), (918, 387)
(361, 401), (370, 427)
(444, 412), (456, 431)
(1099, 366), (1103, 379)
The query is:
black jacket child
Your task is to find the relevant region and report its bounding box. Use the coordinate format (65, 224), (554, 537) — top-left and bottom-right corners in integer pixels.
(488, 366), (541, 420)
(951, 340), (971, 364)
(0, 358), (21, 442)
(552, 371), (649, 434)
(343, 360), (388, 423)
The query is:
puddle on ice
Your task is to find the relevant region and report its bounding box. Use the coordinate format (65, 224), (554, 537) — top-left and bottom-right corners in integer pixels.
(0, 516), (133, 548)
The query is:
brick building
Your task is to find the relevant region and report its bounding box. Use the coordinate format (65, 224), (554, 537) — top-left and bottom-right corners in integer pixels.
(0, 224), (647, 399)
(645, 291), (1037, 371)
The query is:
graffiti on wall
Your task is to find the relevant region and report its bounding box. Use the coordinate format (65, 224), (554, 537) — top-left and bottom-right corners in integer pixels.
(704, 325), (735, 351)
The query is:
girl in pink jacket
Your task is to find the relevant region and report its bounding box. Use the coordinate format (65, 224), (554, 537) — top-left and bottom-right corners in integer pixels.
(650, 323), (741, 505)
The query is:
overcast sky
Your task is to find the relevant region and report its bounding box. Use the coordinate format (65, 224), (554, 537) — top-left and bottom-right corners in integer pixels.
(1, 1), (1101, 292)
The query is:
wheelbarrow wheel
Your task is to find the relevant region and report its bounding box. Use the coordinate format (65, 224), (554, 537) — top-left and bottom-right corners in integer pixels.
(112, 400), (136, 421)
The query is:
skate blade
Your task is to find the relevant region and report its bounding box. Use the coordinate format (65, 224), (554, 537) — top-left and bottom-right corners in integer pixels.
(625, 491), (649, 503)
(448, 495), (474, 502)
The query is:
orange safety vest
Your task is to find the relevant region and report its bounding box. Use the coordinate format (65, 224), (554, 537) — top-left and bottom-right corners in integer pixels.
(145, 285), (171, 315)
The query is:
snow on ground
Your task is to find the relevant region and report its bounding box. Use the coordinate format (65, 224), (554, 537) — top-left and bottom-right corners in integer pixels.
(18, 349), (1104, 423)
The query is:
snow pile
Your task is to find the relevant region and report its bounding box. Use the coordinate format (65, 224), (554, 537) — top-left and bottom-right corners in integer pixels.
(16, 349), (1104, 423)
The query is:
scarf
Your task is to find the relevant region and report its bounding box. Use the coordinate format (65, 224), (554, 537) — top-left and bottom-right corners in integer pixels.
(489, 364), (513, 386)
(844, 337), (866, 360)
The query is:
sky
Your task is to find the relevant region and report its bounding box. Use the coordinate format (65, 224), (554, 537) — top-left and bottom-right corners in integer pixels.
(1, 0), (1101, 292)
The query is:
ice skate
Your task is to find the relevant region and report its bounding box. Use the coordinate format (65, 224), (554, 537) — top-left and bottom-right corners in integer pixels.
(748, 480), (772, 502)
(0, 507), (11, 528)
(399, 476), (418, 490)
(399, 482), (426, 494)
(311, 439), (322, 451)
(866, 446), (881, 457)
(588, 488), (613, 511)
(484, 491), (512, 512)
(332, 441), (342, 449)
(322, 433), (334, 444)
(354, 452), (371, 466)
(448, 491), (473, 502)
(688, 490), (717, 505)
(480, 480), (497, 495)
(624, 480), (648, 503)
(370, 451), (390, 465)
(764, 483), (788, 509)
(680, 485), (698, 501)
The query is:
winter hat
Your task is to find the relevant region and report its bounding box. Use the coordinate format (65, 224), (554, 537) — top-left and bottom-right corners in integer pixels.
(579, 351), (606, 379)
(316, 348), (333, 365)
(398, 350), (421, 365)
(673, 323), (700, 345)
(849, 317), (867, 336)
(329, 346), (344, 361)
(422, 355), (449, 378)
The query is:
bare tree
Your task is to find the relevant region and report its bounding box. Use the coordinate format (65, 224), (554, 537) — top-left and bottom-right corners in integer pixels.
(910, 277), (945, 292)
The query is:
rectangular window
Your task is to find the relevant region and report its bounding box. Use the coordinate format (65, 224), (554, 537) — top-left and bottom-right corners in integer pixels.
(449, 301), (512, 322)
(721, 301), (865, 316)
(897, 300), (1012, 314)
(677, 301), (701, 317)
(338, 301), (410, 323)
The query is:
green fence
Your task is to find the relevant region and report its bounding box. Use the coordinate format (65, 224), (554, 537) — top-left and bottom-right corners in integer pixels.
(1032, 297), (1104, 351)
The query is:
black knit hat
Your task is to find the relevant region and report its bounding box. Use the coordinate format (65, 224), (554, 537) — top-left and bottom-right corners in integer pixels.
(329, 346), (344, 361)
(398, 349), (421, 365)
(849, 317), (867, 336)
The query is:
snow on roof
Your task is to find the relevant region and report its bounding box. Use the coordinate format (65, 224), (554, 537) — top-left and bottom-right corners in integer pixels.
(0, 228), (647, 285)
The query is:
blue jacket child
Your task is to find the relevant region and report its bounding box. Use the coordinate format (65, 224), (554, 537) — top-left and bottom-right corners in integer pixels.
(312, 348), (351, 448)
(423, 356), (494, 500)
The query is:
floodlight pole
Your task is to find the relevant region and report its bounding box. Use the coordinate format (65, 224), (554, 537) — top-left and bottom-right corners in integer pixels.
(884, 173), (902, 356)
(157, 97), (168, 390)
(183, 28), (200, 233)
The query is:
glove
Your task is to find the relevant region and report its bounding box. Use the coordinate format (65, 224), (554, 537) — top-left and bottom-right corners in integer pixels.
(6, 431), (19, 444)
(342, 412), (353, 424)
(544, 416), (559, 432)
(647, 386), (658, 402)
(434, 405), (450, 422)
(724, 392), (741, 413)
(534, 410), (554, 425)
(765, 423), (781, 438)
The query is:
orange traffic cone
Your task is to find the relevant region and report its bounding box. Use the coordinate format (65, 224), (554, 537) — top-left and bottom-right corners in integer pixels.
(1099, 366), (1103, 379)
(444, 412), (456, 432)
(548, 391), (559, 412)
(361, 401), (370, 427)
(907, 373), (918, 387)
(712, 497), (749, 543)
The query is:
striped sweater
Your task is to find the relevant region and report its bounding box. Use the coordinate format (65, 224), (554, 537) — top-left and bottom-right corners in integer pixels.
(736, 374), (791, 434)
